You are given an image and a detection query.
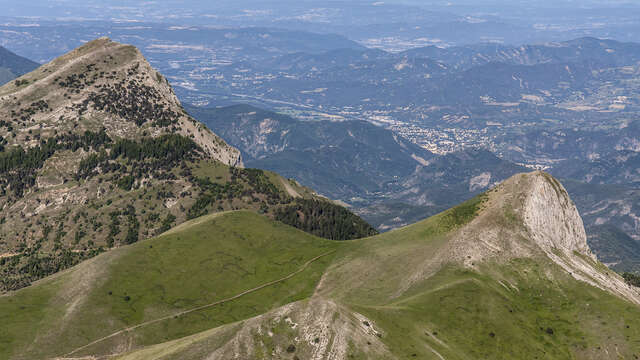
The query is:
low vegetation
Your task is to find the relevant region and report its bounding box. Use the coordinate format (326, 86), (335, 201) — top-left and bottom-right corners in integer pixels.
(352, 259), (640, 359)
(0, 143), (376, 292)
(0, 212), (340, 359)
(0, 129), (110, 197)
(433, 193), (488, 234)
(623, 272), (640, 287)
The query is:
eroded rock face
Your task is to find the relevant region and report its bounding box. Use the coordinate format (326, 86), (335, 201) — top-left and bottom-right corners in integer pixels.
(519, 172), (640, 304)
(181, 297), (392, 360)
(436, 171), (640, 304)
(522, 172), (591, 256)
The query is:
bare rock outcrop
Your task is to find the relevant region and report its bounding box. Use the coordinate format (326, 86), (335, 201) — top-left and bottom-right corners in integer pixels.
(429, 171), (640, 304)
(522, 172), (592, 256)
(520, 172), (640, 304)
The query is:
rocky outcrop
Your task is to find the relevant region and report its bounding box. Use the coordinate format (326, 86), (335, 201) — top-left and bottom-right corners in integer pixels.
(428, 171), (640, 304)
(122, 297), (393, 360)
(522, 172), (592, 256)
(513, 172), (640, 304)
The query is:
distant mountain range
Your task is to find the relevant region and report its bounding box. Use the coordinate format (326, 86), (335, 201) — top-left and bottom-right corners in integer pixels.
(213, 37), (640, 110)
(0, 24), (364, 64)
(404, 37), (640, 69)
(5, 1), (640, 47)
(192, 104), (525, 219)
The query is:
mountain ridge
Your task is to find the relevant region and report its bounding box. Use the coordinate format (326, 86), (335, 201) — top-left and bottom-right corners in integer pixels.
(4, 172), (640, 359)
(402, 37), (640, 70)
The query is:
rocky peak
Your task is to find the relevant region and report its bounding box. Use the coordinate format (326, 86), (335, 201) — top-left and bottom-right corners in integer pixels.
(521, 171), (592, 256)
(0, 37), (241, 166)
(435, 171), (640, 304)
(495, 172), (640, 304)
(0, 38), (250, 292)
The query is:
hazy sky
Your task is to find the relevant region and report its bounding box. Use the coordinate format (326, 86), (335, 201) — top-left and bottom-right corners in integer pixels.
(1, 0), (639, 19)
(2, 0), (640, 48)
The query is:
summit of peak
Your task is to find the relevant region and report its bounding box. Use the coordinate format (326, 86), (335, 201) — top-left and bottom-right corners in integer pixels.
(454, 171), (640, 304)
(463, 171), (591, 258)
(0, 37), (242, 166)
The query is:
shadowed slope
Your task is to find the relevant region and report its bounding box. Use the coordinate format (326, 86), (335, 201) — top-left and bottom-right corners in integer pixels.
(0, 45), (39, 85)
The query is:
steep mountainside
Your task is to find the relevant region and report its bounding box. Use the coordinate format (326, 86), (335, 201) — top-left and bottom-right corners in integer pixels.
(3, 172), (640, 359)
(0, 39), (376, 293)
(0, 37), (241, 164)
(0, 46), (39, 85)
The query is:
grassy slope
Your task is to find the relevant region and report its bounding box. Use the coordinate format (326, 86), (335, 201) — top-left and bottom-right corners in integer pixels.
(76, 190), (640, 360)
(315, 187), (640, 359)
(324, 192), (640, 359)
(4, 183), (640, 359)
(0, 153), (352, 293)
(0, 211), (340, 359)
(114, 194), (493, 359)
(322, 194), (488, 304)
(351, 259), (640, 359)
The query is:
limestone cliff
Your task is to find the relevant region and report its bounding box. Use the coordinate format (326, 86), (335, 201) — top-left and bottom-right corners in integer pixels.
(454, 171), (640, 304)
(522, 172), (592, 255)
(522, 172), (640, 304)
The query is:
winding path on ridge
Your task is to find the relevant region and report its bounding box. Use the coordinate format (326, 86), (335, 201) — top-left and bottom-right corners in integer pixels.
(59, 250), (336, 359)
